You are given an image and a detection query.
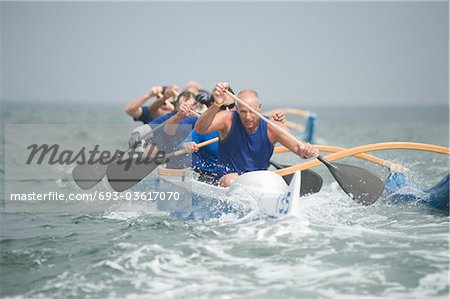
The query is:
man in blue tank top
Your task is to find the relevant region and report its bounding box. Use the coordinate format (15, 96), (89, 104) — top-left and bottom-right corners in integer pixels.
(180, 89), (286, 179)
(195, 82), (319, 187)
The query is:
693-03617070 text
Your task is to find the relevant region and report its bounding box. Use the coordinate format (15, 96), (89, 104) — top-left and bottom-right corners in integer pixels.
(8, 191), (181, 202)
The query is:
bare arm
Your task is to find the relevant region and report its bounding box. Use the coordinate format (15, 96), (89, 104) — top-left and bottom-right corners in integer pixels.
(148, 85), (177, 117)
(194, 81), (232, 137)
(125, 86), (163, 119)
(194, 106), (234, 141)
(125, 93), (151, 119)
(163, 99), (195, 136)
(194, 104), (222, 134)
(148, 96), (169, 117)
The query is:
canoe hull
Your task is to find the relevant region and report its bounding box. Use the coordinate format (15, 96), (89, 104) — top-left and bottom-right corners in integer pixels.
(156, 170), (302, 220)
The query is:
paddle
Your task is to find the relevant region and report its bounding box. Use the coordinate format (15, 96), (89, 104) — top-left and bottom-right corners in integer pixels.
(72, 121), (166, 190)
(269, 160), (323, 196)
(226, 90), (385, 205)
(107, 137), (219, 192)
(72, 159), (118, 190)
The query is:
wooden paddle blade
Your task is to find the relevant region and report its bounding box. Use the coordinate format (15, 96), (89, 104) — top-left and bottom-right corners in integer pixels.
(327, 162), (384, 205)
(72, 163), (108, 190)
(106, 158), (160, 192)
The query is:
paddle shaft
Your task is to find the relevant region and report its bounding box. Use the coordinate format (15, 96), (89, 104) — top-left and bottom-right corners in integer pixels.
(171, 90), (201, 117)
(157, 92), (175, 111)
(226, 90), (308, 151)
(167, 137), (219, 157)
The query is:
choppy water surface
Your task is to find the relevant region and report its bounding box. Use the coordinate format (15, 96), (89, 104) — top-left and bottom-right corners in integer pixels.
(1, 103), (448, 298)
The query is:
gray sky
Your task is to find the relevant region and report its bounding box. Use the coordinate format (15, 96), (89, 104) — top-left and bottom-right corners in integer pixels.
(1, 1), (448, 107)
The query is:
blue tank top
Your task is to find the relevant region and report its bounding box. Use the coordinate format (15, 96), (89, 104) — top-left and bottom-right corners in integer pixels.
(216, 111), (274, 176)
(192, 131), (218, 174)
(175, 130), (218, 174)
(134, 106), (154, 124)
(149, 112), (175, 127)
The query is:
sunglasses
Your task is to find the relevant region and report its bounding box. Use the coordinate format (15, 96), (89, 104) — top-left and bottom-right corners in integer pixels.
(219, 102), (236, 110)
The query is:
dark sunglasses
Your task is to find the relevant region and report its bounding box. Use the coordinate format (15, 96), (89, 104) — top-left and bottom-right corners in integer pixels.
(220, 102), (235, 110)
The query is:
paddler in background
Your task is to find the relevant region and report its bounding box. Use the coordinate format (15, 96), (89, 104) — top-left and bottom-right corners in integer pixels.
(144, 89), (210, 168)
(125, 85), (178, 124)
(184, 80), (202, 95)
(163, 90), (208, 136)
(179, 91), (230, 182)
(125, 81), (202, 124)
(195, 81), (319, 187)
(146, 86), (205, 128)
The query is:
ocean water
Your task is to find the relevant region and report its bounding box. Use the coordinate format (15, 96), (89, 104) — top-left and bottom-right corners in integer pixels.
(1, 102), (449, 298)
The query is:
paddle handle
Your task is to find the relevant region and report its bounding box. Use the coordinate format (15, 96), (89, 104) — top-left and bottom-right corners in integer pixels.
(316, 155), (336, 170)
(225, 90), (306, 149)
(172, 90), (200, 117)
(190, 110), (201, 117)
(156, 92), (176, 111)
(167, 137), (219, 157)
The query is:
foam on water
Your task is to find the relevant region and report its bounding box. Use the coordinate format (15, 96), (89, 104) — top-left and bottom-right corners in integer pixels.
(2, 197), (448, 299)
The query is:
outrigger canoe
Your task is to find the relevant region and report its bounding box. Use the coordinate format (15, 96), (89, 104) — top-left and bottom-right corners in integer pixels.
(71, 103), (449, 215)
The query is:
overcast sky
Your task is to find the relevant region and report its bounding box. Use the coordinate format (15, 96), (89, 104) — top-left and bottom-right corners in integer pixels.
(1, 1), (448, 107)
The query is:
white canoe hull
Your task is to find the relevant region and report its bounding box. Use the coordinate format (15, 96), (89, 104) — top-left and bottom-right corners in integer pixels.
(156, 170), (302, 219)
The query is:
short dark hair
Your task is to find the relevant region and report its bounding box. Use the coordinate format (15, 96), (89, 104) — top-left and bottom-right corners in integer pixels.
(175, 90), (195, 102)
(195, 89), (212, 107)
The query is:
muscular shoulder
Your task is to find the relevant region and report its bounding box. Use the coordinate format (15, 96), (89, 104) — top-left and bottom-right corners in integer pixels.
(217, 109), (233, 122)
